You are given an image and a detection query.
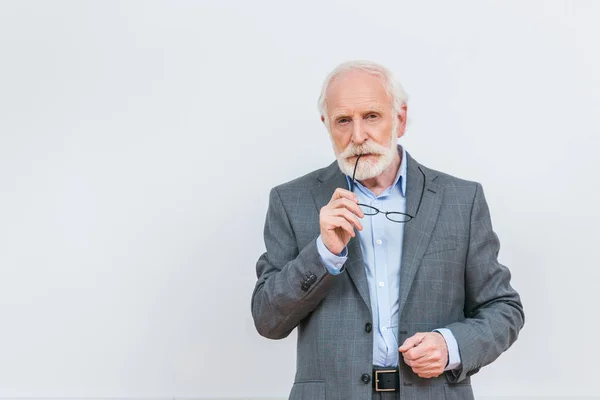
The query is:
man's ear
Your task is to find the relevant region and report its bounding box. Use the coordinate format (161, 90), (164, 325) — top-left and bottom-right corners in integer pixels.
(399, 104), (407, 124)
(397, 104), (408, 137)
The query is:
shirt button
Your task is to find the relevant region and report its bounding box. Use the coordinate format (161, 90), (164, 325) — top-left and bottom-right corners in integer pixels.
(376, 239), (382, 245)
(336, 263), (342, 268)
(382, 326), (387, 331)
(379, 281), (385, 287)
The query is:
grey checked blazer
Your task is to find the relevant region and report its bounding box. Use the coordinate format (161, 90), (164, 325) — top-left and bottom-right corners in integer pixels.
(251, 151), (524, 400)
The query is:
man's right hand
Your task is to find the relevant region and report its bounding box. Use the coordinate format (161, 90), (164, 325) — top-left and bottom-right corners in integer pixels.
(320, 188), (364, 255)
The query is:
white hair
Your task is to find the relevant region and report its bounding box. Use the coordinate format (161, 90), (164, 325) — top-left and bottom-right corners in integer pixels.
(317, 60), (409, 127)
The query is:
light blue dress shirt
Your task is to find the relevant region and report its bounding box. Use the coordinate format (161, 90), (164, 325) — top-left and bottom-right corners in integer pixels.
(315, 146), (461, 370)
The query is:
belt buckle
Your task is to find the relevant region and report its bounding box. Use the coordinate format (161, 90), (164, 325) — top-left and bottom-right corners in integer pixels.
(374, 369), (396, 392)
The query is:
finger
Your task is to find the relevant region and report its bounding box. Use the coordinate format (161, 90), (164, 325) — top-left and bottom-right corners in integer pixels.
(404, 346), (428, 360)
(405, 352), (430, 368)
(399, 332), (426, 353)
(415, 369), (438, 379)
(330, 198), (365, 218)
(403, 355), (427, 368)
(329, 200), (364, 222)
(326, 216), (355, 238)
(330, 207), (363, 231)
(323, 206), (357, 230)
(406, 351), (444, 372)
(402, 352), (429, 367)
(413, 365), (443, 379)
(403, 342), (428, 361)
(320, 208), (356, 239)
(331, 188), (358, 203)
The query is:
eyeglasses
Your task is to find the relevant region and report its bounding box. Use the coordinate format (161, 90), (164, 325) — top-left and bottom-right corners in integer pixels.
(350, 154), (426, 223)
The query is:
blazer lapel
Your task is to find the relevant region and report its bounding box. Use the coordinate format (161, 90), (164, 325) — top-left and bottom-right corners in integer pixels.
(344, 237), (371, 313)
(311, 162), (372, 313)
(398, 152), (444, 320)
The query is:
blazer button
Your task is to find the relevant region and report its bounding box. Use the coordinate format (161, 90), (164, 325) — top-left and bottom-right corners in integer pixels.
(361, 373), (371, 384)
(364, 322), (372, 333)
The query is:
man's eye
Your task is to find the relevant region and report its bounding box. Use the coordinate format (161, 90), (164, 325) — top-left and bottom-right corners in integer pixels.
(367, 113), (378, 119)
(338, 118), (349, 124)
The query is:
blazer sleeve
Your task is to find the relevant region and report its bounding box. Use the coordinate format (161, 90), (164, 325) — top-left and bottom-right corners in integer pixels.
(444, 183), (525, 383)
(251, 187), (339, 339)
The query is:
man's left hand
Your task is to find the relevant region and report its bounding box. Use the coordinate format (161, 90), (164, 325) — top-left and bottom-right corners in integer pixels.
(398, 332), (448, 378)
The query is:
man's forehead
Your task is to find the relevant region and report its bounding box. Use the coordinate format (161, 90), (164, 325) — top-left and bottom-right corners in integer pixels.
(330, 102), (387, 118)
(326, 71), (390, 110)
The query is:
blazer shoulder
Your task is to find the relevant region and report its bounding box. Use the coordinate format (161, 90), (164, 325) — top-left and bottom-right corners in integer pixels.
(271, 162), (336, 196)
(407, 151), (480, 193)
(423, 164), (478, 188)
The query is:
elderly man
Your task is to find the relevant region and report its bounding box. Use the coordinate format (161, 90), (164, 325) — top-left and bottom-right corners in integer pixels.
(251, 60), (524, 400)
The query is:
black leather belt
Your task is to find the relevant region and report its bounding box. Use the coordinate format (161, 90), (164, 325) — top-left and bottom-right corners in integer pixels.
(372, 366), (399, 392)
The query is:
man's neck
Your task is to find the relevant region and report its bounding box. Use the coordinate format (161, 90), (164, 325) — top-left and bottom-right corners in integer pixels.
(357, 151), (402, 197)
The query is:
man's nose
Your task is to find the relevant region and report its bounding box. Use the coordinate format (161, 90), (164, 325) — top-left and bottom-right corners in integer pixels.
(351, 119), (368, 144)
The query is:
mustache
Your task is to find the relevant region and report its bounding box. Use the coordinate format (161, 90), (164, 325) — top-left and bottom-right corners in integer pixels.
(340, 142), (387, 158)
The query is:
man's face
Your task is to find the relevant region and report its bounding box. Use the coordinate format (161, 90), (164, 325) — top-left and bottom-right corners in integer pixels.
(322, 71), (407, 180)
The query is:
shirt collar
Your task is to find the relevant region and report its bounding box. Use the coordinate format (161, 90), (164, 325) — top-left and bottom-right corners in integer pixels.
(345, 145), (407, 197)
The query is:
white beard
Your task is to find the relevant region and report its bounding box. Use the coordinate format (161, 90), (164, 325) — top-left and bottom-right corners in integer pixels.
(334, 131), (399, 180)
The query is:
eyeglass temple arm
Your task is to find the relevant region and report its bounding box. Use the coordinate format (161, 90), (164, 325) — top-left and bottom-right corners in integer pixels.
(350, 154), (362, 193)
(413, 166), (426, 217)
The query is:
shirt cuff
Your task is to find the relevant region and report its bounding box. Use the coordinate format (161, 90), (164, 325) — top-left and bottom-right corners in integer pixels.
(433, 328), (462, 371)
(316, 235), (348, 275)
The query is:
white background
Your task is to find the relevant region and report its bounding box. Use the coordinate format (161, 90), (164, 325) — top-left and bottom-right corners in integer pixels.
(1, 0), (599, 398)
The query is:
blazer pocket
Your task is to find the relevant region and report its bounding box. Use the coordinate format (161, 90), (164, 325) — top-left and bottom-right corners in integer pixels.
(289, 381), (325, 400)
(423, 239), (458, 256)
(443, 382), (474, 400)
